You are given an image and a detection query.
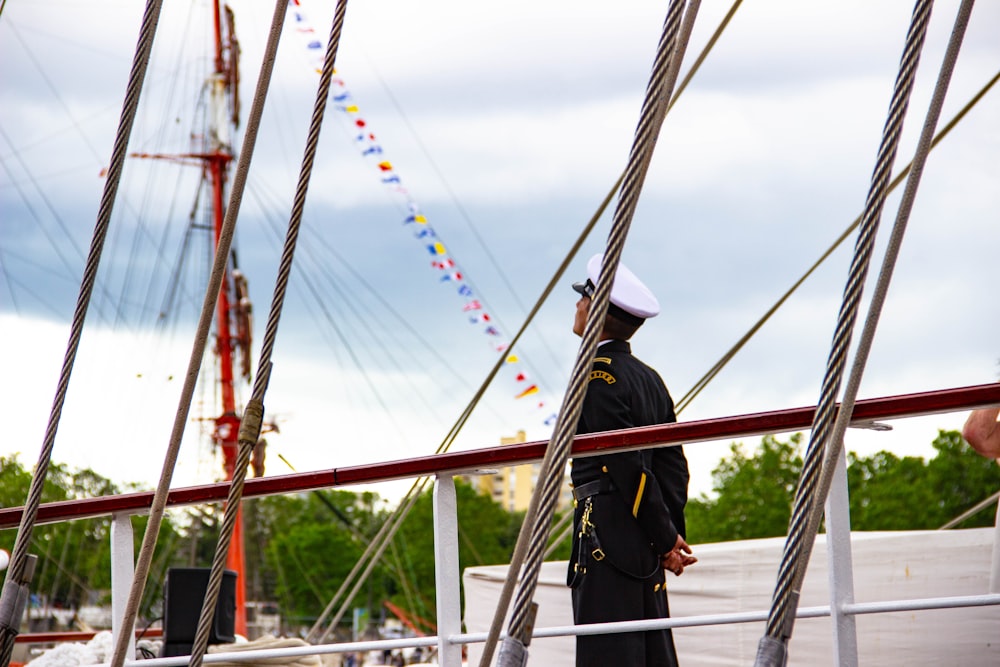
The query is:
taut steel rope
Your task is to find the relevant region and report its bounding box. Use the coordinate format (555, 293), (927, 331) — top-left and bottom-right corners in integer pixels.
(497, 1), (695, 664)
(754, 0), (937, 663)
(785, 0), (975, 653)
(185, 1), (352, 666)
(0, 1), (164, 664)
(108, 0), (293, 665)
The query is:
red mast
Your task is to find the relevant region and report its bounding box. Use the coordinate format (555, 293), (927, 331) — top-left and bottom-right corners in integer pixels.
(208, 0), (248, 638)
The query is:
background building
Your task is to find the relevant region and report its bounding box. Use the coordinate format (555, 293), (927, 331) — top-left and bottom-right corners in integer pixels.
(464, 431), (572, 512)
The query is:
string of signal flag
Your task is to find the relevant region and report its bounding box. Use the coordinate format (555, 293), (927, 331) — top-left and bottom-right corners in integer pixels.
(289, 0), (558, 427)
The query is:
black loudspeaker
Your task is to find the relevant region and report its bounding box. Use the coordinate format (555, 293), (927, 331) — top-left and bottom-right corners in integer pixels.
(161, 567), (237, 657)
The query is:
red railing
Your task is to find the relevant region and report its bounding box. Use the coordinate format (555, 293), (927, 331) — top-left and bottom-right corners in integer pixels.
(13, 629), (162, 645)
(2, 382), (997, 530)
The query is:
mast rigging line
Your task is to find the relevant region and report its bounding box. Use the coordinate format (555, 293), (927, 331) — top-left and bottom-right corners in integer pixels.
(0, 124), (125, 328)
(939, 489), (1000, 530)
(498, 1), (697, 664)
(368, 68), (564, 370)
(0, 0), (166, 663)
(314, 484), (425, 643)
(754, 0), (945, 662)
(109, 0), (293, 663)
(674, 66), (1000, 416)
(253, 190), (504, 434)
(3, 21), (109, 168)
(249, 177), (530, 429)
(761, 1), (976, 663)
(295, 243), (463, 425)
(182, 0), (352, 664)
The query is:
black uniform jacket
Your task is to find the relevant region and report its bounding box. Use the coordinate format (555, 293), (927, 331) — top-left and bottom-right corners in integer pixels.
(572, 339), (689, 558)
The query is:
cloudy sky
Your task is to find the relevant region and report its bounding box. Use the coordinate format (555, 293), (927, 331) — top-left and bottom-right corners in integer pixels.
(2, 0), (999, 503)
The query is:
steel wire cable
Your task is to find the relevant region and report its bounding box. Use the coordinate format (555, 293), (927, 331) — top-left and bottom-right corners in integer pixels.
(266, 454), (417, 644)
(755, 0), (936, 662)
(787, 0), (974, 649)
(107, 0), (292, 664)
(497, 1), (693, 662)
(389, 541), (431, 633)
(667, 0), (742, 114)
(188, 374), (269, 667)
(478, 2), (712, 655)
(0, 1), (165, 664)
(184, 1), (352, 665)
(940, 490), (1000, 530)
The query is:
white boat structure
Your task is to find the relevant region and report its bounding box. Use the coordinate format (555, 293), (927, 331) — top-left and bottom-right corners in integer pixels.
(2, 0), (1000, 666)
(464, 528), (1000, 666)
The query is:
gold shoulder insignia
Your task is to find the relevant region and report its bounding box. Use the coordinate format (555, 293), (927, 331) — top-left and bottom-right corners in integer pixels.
(593, 357), (612, 365)
(589, 370), (616, 384)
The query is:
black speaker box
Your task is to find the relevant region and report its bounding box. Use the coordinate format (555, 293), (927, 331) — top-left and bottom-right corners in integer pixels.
(161, 567), (237, 657)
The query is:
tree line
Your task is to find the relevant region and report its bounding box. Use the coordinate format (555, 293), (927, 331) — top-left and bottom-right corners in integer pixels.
(684, 429), (1000, 543)
(1, 429), (997, 637)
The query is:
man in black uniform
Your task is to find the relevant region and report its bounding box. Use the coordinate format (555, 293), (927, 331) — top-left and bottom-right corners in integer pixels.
(567, 254), (695, 667)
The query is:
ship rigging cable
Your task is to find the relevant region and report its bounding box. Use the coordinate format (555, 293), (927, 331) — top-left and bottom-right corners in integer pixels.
(756, 0), (975, 663)
(0, 0), (165, 663)
(108, 0), (293, 664)
(496, 1), (696, 664)
(178, 0), (353, 665)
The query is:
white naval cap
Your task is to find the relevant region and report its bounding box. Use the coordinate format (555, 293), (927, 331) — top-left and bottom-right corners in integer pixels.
(572, 254), (660, 323)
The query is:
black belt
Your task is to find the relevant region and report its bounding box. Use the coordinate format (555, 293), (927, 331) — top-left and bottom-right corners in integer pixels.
(572, 478), (615, 501)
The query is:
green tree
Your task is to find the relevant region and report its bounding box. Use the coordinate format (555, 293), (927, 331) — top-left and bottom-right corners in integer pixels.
(1, 455), (117, 607)
(686, 429), (1000, 545)
(0, 455), (36, 507)
(847, 450), (938, 529)
(258, 490), (390, 632)
(927, 429), (1000, 527)
(849, 430), (1000, 530)
(686, 434), (803, 544)
(391, 479), (523, 626)
(0, 455), (186, 616)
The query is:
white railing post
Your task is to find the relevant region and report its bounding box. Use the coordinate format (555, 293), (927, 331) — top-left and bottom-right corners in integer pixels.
(111, 512), (136, 660)
(434, 473), (463, 667)
(990, 495), (1000, 594)
(824, 446), (858, 667)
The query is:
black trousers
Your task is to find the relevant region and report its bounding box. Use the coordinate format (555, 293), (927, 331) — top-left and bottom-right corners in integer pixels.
(569, 494), (679, 667)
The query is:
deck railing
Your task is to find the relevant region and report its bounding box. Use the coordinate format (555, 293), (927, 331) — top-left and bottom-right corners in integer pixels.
(3, 382), (1000, 665)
